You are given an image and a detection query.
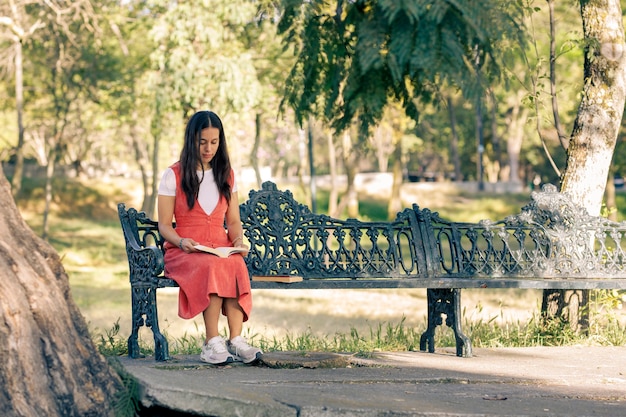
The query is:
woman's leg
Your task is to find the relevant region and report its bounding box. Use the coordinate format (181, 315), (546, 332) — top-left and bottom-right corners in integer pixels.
(223, 298), (244, 338)
(203, 294), (223, 342)
(223, 298), (262, 363)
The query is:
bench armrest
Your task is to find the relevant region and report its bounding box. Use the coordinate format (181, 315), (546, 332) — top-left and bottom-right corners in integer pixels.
(125, 244), (165, 285)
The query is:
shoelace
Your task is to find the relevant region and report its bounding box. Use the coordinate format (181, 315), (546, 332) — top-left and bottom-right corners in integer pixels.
(230, 340), (246, 352)
(208, 340), (228, 354)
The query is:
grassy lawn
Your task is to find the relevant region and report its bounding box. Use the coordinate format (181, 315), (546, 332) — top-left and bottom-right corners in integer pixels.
(16, 176), (626, 356)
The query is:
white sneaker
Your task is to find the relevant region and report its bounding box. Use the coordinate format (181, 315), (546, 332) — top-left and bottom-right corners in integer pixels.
(227, 336), (263, 364)
(200, 336), (234, 365)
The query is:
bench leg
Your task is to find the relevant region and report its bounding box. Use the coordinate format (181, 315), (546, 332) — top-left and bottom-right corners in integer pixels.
(419, 288), (472, 358)
(128, 286), (170, 361)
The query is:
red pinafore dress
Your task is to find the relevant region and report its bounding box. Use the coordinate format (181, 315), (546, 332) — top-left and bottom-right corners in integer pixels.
(163, 162), (252, 320)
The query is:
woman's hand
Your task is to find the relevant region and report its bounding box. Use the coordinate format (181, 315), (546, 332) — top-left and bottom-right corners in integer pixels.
(179, 237), (199, 253)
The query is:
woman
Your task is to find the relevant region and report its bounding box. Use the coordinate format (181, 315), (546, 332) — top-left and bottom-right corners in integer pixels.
(157, 110), (262, 365)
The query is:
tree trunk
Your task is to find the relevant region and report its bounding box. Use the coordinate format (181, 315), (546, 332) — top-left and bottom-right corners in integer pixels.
(387, 139), (403, 220)
(251, 113), (262, 189)
(146, 121), (160, 219)
(11, 37), (25, 197)
(42, 151), (55, 241)
(135, 140), (151, 214)
(327, 131), (339, 217)
(447, 96), (463, 182)
(307, 117), (317, 213)
(549, 0), (569, 150)
(489, 90), (502, 181)
(475, 93), (485, 191)
(505, 92), (528, 185)
(545, 0), (626, 328)
(338, 130), (359, 219)
(0, 169), (121, 416)
(605, 174), (617, 221)
(297, 127), (309, 201)
(561, 0), (626, 215)
(129, 106), (151, 214)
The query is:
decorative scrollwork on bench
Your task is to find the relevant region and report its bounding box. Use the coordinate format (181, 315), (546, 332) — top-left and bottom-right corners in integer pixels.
(239, 182), (430, 279)
(431, 184), (626, 279)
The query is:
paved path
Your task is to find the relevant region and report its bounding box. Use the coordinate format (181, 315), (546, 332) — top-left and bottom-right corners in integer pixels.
(118, 346), (626, 416)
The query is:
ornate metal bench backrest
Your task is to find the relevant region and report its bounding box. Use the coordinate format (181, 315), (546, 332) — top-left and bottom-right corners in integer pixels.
(239, 182), (438, 279)
(431, 184), (626, 278)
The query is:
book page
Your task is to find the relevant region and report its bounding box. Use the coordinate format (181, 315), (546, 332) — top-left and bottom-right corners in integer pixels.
(193, 245), (248, 258)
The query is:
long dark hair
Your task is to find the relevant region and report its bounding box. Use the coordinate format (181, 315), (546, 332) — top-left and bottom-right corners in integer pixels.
(179, 110), (232, 209)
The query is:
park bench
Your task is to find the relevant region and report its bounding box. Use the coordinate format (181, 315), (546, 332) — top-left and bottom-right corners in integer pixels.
(118, 181), (626, 361)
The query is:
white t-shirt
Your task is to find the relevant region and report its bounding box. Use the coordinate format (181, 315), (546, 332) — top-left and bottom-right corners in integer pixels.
(158, 168), (237, 215)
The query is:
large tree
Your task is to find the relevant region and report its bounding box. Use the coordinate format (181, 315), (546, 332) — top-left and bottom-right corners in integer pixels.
(560, 0), (626, 214)
(275, 0), (525, 217)
(542, 0), (626, 327)
(0, 166), (121, 415)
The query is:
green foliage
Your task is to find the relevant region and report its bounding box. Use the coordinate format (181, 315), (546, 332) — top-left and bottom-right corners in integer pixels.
(277, 0), (527, 137)
(310, 186), (531, 222)
(96, 320), (129, 358)
(15, 176), (127, 221)
(255, 317), (422, 355)
(149, 0), (261, 117)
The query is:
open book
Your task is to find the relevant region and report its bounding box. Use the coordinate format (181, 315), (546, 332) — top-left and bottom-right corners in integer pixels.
(193, 245), (248, 258)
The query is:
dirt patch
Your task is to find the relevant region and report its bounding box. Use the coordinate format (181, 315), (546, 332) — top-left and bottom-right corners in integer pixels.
(260, 351), (354, 369)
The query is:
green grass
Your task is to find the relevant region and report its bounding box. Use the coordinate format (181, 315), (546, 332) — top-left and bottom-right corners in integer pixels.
(95, 306), (626, 359)
(309, 188), (532, 222)
(15, 176), (626, 358)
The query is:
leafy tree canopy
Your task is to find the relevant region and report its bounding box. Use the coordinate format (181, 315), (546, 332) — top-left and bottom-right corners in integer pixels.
(275, 0), (527, 137)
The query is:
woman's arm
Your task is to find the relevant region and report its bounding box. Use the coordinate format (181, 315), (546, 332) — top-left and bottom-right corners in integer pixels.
(225, 191), (247, 250)
(158, 194), (197, 252)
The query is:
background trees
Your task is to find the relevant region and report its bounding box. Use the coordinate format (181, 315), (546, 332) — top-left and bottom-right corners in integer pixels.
(3, 1), (622, 222)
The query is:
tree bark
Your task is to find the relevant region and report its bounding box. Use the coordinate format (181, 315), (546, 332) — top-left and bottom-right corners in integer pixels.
(133, 135), (151, 214)
(0, 168), (122, 416)
(561, 0), (626, 214)
(605, 174), (617, 221)
(11, 37), (25, 197)
(549, 0), (569, 150)
(387, 139), (403, 220)
(488, 90), (502, 182)
(545, 0), (626, 327)
(251, 113), (262, 189)
(327, 131), (339, 217)
(42, 149), (55, 241)
(340, 129), (360, 219)
(505, 91), (528, 185)
(447, 96), (463, 182)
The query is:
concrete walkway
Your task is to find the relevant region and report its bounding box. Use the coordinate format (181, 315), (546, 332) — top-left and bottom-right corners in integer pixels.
(118, 346), (626, 417)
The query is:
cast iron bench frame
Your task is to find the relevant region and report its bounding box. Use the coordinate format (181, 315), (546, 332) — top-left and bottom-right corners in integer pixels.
(118, 181), (626, 361)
